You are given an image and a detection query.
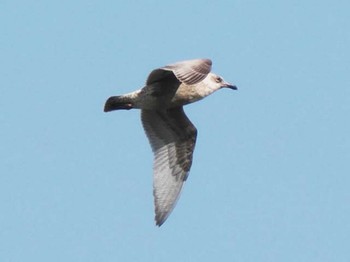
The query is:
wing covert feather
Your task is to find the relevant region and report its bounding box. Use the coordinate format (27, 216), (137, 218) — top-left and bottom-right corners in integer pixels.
(146, 58), (212, 86)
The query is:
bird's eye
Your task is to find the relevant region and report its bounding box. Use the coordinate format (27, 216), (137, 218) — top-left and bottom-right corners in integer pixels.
(215, 76), (222, 83)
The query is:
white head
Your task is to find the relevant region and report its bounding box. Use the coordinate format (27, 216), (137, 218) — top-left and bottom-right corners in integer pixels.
(202, 73), (237, 92)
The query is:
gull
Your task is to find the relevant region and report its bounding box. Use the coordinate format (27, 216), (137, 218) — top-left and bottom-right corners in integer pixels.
(104, 58), (237, 226)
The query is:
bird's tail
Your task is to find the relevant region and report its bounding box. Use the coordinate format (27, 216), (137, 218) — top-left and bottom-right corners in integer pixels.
(104, 96), (133, 112)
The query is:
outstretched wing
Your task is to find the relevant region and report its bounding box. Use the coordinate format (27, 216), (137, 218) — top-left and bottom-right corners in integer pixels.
(146, 58), (212, 86)
(141, 107), (197, 226)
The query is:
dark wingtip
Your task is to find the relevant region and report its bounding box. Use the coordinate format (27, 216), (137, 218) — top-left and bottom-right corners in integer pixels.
(155, 213), (168, 227)
(155, 219), (165, 227)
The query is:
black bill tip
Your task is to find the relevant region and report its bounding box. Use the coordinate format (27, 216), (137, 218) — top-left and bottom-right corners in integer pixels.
(225, 84), (237, 90)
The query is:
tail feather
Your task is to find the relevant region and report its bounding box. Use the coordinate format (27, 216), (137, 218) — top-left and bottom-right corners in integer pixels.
(104, 96), (133, 112)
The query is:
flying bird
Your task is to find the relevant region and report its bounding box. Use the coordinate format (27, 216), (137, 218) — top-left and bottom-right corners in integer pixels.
(104, 58), (237, 226)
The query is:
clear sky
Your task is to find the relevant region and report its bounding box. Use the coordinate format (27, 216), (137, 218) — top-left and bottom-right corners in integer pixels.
(1, 1), (349, 261)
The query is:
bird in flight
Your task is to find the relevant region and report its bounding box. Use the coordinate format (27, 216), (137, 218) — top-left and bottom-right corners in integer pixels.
(104, 58), (237, 226)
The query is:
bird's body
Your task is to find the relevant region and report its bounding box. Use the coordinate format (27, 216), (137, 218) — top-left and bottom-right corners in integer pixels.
(104, 59), (236, 226)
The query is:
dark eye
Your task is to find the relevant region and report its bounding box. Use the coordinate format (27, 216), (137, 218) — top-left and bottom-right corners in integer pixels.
(215, 76), (222, 83)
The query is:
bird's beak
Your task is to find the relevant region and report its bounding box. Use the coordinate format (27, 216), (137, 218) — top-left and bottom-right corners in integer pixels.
(222, 81), (237, 90)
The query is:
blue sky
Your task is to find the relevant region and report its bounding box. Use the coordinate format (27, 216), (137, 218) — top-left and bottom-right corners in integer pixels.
(1, 0), (349, 261)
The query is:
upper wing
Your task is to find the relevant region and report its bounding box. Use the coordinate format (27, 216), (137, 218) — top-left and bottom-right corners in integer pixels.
(146, 58), (212, 86)
(141, 107), (197, 226)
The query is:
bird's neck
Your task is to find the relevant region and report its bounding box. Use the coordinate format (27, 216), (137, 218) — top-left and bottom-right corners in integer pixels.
(174, 82), (218, 106)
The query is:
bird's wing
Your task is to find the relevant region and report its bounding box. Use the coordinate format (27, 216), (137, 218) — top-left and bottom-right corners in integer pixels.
(146, 58), (212, 86)
(141, 107), (197, 226)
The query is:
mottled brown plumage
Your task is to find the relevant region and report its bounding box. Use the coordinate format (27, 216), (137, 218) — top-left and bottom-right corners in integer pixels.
(104, 58), (236, 226)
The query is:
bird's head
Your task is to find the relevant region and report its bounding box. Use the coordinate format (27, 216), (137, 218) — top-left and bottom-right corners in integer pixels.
(205, 73), (237, 91)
